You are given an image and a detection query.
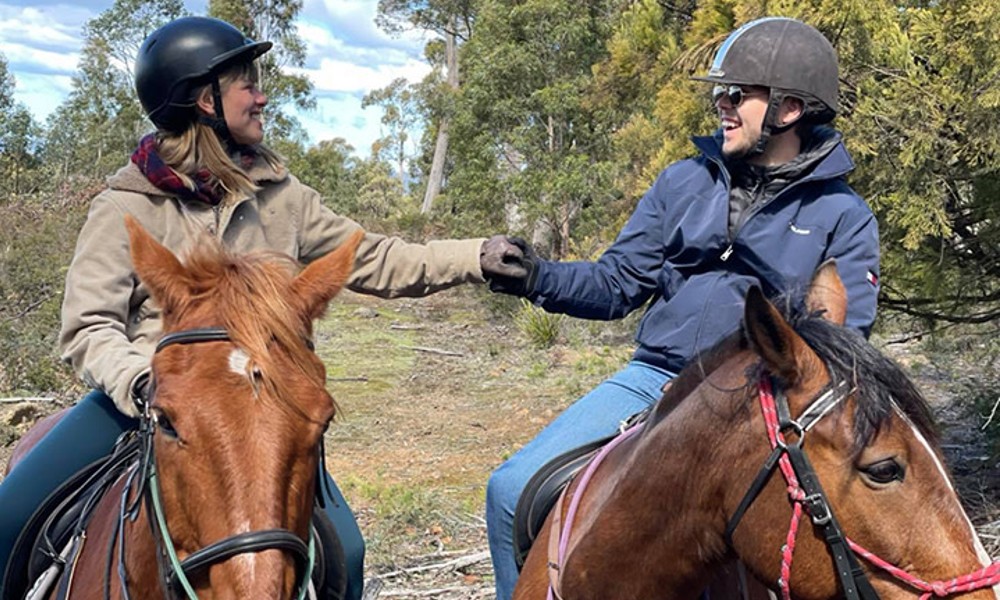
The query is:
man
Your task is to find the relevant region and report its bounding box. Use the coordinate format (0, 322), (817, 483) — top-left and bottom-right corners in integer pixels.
(477, 17), (880, 599)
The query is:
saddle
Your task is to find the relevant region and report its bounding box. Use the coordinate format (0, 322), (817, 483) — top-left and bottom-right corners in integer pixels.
(511, 408), (650, 570)
(2, 434), (347, 600)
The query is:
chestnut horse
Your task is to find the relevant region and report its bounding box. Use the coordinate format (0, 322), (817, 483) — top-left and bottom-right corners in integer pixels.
(515, 263), (1000, 600)
(8, 216), (362, 599)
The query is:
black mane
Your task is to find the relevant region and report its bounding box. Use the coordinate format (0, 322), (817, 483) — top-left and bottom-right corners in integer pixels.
(789, 310), (938, 451)
(649, 306), (938, 453)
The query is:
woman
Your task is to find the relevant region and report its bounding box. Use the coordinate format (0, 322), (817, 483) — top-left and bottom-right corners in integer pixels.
(0, 15), (514, 598)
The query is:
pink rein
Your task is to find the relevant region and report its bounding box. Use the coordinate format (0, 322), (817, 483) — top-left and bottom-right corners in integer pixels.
(757, 376), (1000, 600)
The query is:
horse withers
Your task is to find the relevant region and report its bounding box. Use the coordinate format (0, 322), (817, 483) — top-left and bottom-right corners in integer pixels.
(515, 262), (999, 600)
(5, 216), (362, 599)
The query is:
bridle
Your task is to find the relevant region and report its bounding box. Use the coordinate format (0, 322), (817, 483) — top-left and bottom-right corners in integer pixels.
(727, 374), (1000, 600)
(116, 327), (317, 600)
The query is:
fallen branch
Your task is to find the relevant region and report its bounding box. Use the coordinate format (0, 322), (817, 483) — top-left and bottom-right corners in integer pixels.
(327, 376), (370, 382)
(982, 396), (1000, 430)
(0, 397), (57, 404)
(377, 550), (489, 579)
(401, 345), (464, 357)
(389, 324), (425, 331)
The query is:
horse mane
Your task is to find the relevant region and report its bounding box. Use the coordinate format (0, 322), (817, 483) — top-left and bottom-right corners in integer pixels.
(647, 304), (937, 455)
(176, 237), (330, 418)
(787, 310), (938, 452)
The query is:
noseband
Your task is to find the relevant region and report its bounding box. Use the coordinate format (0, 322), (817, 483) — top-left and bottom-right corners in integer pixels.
(727, 374), (1000, 600)
(122, 327), (317, 600)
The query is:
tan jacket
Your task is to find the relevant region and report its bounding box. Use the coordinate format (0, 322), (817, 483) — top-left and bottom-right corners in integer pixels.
(59, 157), (486, 416)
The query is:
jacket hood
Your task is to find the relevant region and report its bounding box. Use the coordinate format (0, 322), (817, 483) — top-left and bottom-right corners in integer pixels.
(106, 152), (289, 197)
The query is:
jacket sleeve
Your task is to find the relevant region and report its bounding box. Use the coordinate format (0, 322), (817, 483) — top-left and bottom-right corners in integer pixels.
(526, 174), (671, 320)
(295, 181), (487, 298)
(59, 194), (149, 417)
(824, 200), (880, 337)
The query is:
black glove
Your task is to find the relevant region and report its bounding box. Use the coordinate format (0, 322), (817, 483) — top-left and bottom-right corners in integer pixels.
(480, 235), (539, 296)
(131, 371), (151, 410)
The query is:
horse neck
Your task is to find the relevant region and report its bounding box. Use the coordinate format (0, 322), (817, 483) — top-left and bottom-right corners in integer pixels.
(560, 356), (763, 598)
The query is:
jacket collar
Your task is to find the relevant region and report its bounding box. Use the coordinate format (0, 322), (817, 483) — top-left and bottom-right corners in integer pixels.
(692, 126), (855, 183)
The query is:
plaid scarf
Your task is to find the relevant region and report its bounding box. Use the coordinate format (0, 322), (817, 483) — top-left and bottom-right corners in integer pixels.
(130, 134), (258, 206)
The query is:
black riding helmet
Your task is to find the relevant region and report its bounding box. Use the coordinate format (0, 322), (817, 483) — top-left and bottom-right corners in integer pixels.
(135, 16), (272, 136)
(693, 17), (839, 154)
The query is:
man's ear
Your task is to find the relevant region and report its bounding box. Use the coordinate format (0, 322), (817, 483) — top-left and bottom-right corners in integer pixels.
(777, 96), (805, 127)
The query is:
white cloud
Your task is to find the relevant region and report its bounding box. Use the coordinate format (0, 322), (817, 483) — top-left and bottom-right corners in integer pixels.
(0, 0), (435, 154)
(292, 56), (431, 96)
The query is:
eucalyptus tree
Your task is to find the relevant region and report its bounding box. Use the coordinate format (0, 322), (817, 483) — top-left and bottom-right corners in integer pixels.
(0, 55), (43, 197)
(41, 0), (185, 179)
(363, 77), (419, 190)
(445, 0), (620, 256)
(377, 0), (476, 213)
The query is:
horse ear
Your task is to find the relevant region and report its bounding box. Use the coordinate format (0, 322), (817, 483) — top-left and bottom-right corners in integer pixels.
(805, 259), (847, 325)
(744, 286), (815, 387)
(125, 215), (193, 313)
(292, 230), (363, 320)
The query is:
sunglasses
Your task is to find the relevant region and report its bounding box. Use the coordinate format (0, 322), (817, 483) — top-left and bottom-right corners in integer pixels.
(712, 85), (768, 107)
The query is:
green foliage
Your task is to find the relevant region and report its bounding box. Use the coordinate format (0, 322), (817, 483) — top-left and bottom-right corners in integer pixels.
(0, 190), (95, 396)
(444, 0), (621, 255)
(514, 298), (564, 348)
(363, 78), (421, 187)
(0, 56), (44, 198)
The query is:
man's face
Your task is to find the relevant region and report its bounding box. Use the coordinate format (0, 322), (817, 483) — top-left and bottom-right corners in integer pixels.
(714, 84), (771, 160)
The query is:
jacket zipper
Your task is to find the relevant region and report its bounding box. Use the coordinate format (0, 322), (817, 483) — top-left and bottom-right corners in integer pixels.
(716, 167), (832, 262)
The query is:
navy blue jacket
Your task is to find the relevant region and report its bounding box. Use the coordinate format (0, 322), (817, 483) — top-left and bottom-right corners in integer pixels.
(526, 131), (880, 374)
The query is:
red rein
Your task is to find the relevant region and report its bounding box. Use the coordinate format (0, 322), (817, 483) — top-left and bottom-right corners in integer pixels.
(757, 377), (1000, 600)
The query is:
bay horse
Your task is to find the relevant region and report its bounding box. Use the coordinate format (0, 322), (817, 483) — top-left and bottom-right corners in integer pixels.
(515, 263), (1000, 600)
(7, 216), (362, 599)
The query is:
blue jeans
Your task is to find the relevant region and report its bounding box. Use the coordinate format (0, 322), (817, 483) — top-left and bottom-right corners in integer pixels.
(485, 360), (674, 600)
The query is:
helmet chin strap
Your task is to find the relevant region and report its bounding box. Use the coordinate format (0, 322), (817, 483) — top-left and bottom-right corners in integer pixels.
(197, 77), (240, 153)
(748, 91), (798, 157)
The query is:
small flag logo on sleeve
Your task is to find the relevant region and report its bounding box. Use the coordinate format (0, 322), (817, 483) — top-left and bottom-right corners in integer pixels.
(866, 270), (879, 287)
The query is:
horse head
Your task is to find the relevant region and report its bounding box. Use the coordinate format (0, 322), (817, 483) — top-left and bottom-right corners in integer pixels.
(123, 216), (361, 598)
(734, 261), (999, 600)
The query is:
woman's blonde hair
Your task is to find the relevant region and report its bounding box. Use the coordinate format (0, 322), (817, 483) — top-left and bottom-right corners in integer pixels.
(155, 61), (283, 204)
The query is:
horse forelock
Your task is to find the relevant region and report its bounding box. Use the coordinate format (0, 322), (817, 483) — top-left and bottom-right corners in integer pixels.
(788, 311), (938, 455)
(175, 240), (331, 420)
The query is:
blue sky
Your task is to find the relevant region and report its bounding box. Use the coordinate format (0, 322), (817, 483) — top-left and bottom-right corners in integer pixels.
(0, 0), (433, 155)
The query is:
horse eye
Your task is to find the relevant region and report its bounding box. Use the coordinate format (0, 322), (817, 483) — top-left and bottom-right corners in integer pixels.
(861, 459), (904, 485)
(153, 409), (179, 440)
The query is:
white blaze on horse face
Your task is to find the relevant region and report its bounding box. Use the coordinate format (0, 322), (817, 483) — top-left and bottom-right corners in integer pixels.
(234, 519), (257, 579)
(229, 349), (251, 378)
(894, 403), (997, 575)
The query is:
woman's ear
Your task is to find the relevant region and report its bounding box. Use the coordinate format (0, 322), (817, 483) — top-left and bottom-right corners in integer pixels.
(195, 87), (216, 117)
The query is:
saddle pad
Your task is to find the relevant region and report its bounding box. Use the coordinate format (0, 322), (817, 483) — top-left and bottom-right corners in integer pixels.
(511, 438), (606, 570)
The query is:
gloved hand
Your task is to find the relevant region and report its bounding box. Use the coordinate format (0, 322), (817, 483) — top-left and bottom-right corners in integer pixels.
(480, 235), (539, 296)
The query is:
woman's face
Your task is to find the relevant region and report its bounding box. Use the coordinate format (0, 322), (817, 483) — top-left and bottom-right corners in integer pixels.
(221, 74), (268, 145)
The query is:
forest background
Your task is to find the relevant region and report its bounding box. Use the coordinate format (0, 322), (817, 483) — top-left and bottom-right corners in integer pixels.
(0, 0), (998, 592)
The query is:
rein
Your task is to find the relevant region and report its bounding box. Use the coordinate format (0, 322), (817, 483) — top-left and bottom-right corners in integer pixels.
(729, 374), (1000, 600)
(545, 421), (645, 600)
(119, 326), (317, 600)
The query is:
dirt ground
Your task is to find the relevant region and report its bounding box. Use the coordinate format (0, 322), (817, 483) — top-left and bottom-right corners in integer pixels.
(1, 287), (997, 598)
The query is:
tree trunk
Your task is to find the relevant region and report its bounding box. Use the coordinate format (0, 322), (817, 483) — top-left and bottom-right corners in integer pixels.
(421, 25), (459, 214)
